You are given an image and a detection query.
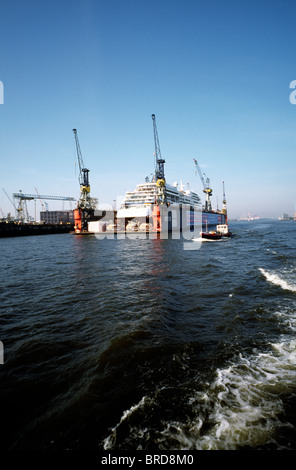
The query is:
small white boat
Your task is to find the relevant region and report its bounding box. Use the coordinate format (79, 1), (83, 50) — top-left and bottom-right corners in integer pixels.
(216, 224), (232, 237)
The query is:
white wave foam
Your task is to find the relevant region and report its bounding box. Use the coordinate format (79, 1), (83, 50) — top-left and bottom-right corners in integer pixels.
(157, 339), (296, 450)
(102, 308), (296, 450)
(259, 268), (296, 292)
(101, 336), (296, 450)
(195, 343), (296, 449)
(103, 395), (148, 449)
(275, 308), (296, 332)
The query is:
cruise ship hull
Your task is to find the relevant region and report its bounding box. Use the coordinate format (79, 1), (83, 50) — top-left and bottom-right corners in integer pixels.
(114, 203), (226, 234)
(89, 180), (227, 235)
(202, 210), (226, 227)
(164, 205), (226, 232)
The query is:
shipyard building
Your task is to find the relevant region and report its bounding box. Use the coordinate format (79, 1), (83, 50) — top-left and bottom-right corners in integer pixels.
(40, 210), (74, 224)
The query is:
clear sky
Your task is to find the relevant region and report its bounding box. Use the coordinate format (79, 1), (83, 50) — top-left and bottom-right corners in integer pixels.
(0, 0), (296, 219)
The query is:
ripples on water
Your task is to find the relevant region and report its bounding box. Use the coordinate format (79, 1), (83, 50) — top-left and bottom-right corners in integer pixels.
(1, 220), (296, 450)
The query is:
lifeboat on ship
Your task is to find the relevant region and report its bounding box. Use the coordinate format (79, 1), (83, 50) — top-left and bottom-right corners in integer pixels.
(126, 221), (139, 231)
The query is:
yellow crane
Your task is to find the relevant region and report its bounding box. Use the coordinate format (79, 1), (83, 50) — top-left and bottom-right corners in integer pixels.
(193, 158), (213, 212)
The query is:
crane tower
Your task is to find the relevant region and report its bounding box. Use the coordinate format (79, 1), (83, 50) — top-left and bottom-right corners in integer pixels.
(151, 114), (166, 205)
(72, 129), (94, 232)
(222, 181), (227, 222)
(152, 114), (165, 182)
(193, 158), (213, 212)
(73, 129), (93, 210)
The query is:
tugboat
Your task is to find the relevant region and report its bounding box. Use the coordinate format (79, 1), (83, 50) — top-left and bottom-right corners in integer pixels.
(200, 223), (232, 240)
(194, 182), (232, 242)
(200, 228), (222, 240)
(216, 224), (232, 238)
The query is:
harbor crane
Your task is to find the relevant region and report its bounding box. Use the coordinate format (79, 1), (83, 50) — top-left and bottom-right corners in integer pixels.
(3, 188), (75, 222)
(193, 158), (213, 211)
(222, 181), (227, 221)
(152, 114), (165, 183)
(72, 128), (95, 232)
(12, 191), (75, 222)
(72, 129), (93, 211)
(35, 188), (48, 211)
(3, 188), (30, 222)
(2, 188), (20, 220)
(151, 114), (166, 204)
(12, 192), (75, 203)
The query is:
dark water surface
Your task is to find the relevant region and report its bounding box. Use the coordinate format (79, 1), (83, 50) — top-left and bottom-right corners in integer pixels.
(1, 220), (296, 450)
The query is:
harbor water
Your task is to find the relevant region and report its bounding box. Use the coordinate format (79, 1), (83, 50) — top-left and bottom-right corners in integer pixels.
(1, 220), (296, 450)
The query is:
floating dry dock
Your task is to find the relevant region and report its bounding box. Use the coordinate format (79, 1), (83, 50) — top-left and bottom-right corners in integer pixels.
(0, 221), (74, 238)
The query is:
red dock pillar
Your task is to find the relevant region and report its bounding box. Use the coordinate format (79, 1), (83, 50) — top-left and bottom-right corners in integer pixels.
(73, 208), (82, 232)
(152, 205), (161, 232)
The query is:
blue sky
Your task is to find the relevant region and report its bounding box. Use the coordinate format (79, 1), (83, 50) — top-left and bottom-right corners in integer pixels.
(0, 0), (296, 219)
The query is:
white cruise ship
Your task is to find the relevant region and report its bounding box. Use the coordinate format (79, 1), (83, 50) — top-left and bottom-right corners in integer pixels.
(116, 180), (201, 225)
(109, 114), (225, 233)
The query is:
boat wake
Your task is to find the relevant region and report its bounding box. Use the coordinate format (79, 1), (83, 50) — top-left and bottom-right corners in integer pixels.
(259, 268), (296, 293)
(185, 339), (296, 450)
(101, 294), (296, 451)
(192, 237), (227, 243)
(101, 335), (296, 450)
(103, 396), (150, 450)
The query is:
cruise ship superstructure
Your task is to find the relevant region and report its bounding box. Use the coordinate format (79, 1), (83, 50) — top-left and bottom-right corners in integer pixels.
(116, 179), (202, 232)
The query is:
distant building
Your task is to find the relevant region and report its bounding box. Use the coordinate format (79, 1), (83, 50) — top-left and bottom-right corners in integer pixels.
(40, 210), (74, 224)
(279, 213), (294, 221)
